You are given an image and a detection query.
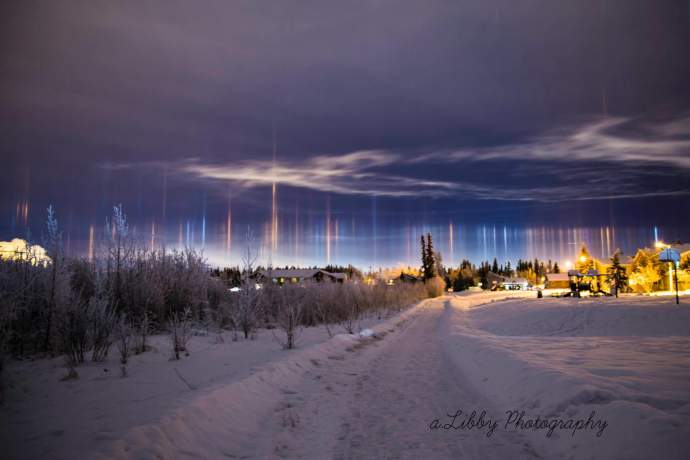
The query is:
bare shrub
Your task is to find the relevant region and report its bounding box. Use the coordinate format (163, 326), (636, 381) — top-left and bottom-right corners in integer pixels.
(169, 307), (192, 360)
(56, 299), (90, 367)
(339, 283), (365, 334)
(114, 315), (132, 377)
(311, 282), (337, 337)
(274, 284), (306, 349)
(425, 276), (446, 298)
(134, 310), (151, 354)
(90, 298), (116, 362)
(42, 205), (63, 353)
(230, 229), (261, 340)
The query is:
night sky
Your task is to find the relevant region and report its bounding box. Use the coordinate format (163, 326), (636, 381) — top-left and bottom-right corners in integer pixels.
(1, 1), (689, 267)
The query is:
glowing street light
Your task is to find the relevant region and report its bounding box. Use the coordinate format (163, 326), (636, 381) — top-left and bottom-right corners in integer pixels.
(579, 255), (588, 263)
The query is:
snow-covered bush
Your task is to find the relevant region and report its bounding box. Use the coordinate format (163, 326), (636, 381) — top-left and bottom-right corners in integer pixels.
(169, 307), (192, 360)
(114, 314), (132, 377)
(274, 284), (306, 349)
(89, 298), (116, 362)
(230, 231), (261, 340)
(56, 298), (90, 366)
(425, 276), (446, 298)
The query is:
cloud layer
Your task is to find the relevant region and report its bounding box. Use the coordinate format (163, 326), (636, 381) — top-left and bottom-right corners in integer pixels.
(171, 116), (690, 202)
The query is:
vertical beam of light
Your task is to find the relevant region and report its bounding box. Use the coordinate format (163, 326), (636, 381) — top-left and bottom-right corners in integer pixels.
(448, 222), (454, 264)
(186, 220), (191, 247)
(325, 197), (331, 265)
(406, 224), (411, 266)
(606, 226), (611, 254)
(20, 200), (29, 227)
(503, 226), (508, 260)
(226, 208), (232, 256)
(178, 221), (183, 248)
(271, 182), (278, 252)
(226, 192), (232, 257)
(201, 216), (206, 248)
(333, 219), (340, 263)
(294, 204), (299, 263)
(201, 193), (207, 248)
(271, 127), (279, 255)
(87, 225), (95, 261)
(150, 221), (156, 250)
(371, 197), (377, 266)
(654, 226), (659, 243)
(162, 165), (168, 223)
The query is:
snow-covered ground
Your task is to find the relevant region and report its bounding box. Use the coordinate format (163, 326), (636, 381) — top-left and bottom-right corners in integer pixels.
(0, 312), (393, 460)
(447, 295), (690, 460)
(3, 292), (690, 459)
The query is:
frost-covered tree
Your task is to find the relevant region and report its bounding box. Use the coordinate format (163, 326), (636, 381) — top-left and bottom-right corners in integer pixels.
(274, 284), (306, 349)
(103, 204), (135, 312)
(42, 205), (64, 352)
(231, 228), (261, 340)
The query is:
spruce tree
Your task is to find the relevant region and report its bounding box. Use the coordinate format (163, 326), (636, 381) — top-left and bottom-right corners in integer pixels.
(425, 233), (437, 279)
(420, 235), (427, 278)
(607, 250), (628, 297)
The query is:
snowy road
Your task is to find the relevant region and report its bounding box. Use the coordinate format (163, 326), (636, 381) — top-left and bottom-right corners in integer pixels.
(257, 294), (540, 459)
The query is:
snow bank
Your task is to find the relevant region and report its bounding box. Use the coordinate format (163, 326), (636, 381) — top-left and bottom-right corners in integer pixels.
(443, 295), (690, 460)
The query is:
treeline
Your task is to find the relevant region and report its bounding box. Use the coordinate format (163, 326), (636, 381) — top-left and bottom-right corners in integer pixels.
(441, 257), (560, 291)
(210, 264), (363, 287)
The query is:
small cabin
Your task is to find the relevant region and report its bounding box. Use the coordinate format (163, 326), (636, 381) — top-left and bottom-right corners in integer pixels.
(545, 273), (570, 289)
(259, 269), (345, 286)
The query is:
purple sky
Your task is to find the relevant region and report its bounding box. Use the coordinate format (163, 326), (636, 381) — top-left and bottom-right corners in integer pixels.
(1, 1), (689, 266)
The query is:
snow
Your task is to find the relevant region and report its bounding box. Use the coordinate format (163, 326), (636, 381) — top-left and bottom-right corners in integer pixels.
(445, 294), (690, 459)
(0, 311), (399, 460)
(3, 292), (690, 459)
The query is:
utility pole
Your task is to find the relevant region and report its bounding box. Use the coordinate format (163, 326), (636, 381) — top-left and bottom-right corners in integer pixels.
(674, 262), (680, 305)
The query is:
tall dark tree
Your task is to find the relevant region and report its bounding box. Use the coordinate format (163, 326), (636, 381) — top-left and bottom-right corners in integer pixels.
(491, 258), (499, 274)
(607, 250), (628, 298)
(422, 233), (437, 280)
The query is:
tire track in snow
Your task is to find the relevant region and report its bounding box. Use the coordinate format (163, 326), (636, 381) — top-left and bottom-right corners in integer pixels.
(265, 295), (540, 459)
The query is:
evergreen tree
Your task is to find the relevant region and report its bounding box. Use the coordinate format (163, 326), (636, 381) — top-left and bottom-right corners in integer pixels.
(607, 250), (628, 298)
(491, 258), (499, 273)
(424, 233), (437, 279)
(553, 262), (560, 273)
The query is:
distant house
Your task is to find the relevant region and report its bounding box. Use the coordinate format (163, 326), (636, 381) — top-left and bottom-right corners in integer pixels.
(487, 272), (530, 290)
(398, 273), (422, 283)
(545, 273), (570, 289)
(258, 268), (345, 285)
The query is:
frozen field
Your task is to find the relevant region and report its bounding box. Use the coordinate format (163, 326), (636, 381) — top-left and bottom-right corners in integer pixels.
(2, 293), (689, 459)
